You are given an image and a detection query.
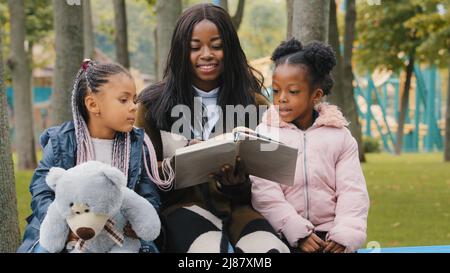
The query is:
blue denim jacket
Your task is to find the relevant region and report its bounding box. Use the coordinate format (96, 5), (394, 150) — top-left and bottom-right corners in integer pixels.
(17, 121), (161, 253)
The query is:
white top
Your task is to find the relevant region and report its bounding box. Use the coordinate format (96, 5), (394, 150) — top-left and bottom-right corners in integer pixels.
(193, 85), (221, 140)
(91, 138), (114, 165)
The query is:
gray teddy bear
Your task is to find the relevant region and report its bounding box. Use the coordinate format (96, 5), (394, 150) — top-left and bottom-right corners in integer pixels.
(39, 161), (161, 253)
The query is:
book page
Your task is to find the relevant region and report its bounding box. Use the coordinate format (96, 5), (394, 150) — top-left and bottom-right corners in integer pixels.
(238, 138), (297, 186)
(174, 137), (237, 189)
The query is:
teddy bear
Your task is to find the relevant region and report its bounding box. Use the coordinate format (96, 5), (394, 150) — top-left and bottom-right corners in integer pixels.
(39, 161), (161, 253)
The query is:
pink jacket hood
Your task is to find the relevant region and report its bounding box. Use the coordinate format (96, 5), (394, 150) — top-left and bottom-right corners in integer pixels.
(251, 103), (369, 253)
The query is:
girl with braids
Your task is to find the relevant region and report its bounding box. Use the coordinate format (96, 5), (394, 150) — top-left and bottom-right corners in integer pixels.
(136, 3), (289, 253)
(251, 38), (370, 253)
(18, 60), (172, 253)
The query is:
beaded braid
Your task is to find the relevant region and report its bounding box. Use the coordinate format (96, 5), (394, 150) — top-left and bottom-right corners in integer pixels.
(71, 59), (174, 187)
(71, 59), (133, 177)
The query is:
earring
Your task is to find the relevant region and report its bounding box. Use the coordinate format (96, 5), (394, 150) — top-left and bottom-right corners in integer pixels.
(95, 112), (100, 117)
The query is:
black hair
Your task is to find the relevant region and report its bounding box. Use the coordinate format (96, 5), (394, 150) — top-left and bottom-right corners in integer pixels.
(73, 60), (131, 122)
(138, 3), (265, 131)
(271, 38), (336, 95)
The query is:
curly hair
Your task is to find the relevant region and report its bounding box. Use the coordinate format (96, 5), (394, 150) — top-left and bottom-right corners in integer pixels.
(271, 38), (337, 95)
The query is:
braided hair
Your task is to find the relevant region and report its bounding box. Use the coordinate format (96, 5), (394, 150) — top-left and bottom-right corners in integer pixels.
(71, 59), (175, 190)
(71, 59), (132, 177)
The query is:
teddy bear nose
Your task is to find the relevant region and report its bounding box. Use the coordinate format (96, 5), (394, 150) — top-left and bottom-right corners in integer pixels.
(76, 227), (96, 240)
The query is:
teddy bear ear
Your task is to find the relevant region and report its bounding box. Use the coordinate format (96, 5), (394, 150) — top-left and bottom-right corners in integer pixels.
(46, 167), (67, 190)
(101, 165), (127, 188)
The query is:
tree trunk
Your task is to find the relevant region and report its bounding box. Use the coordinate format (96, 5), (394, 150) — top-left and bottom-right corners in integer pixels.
(292, 0), (330, 44)
(444, 57), (450, 161)
(341, 0), (365, 162)
(7, 0), (37, 170)
(83, 0), (95, 59)
(52, 0), (84, 125)
(327, 0), (344, 108)
(155, 0), (181, 81)
(0, 24), (21, 253)
(218, 0), (228, 12)
(231, 0), (245, 31)
(113, 0), (130, 69)
(395, 54), (415, 155)
(216, 0), (245, 30)
(286, 0), (294, 39)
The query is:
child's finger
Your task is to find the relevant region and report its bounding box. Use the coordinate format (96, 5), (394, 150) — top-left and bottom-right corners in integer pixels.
(311, 233), (327, 248)
(331, 243), (343, 253)
(323, 241), (336, 253)
(308, 238), (321, 251)
(301, 245), (313, 253)
(333, 247), (345, 253)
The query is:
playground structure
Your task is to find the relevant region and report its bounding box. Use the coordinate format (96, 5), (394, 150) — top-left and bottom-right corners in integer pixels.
(249, 54), (447, 153)
(355, 65), (445, 153)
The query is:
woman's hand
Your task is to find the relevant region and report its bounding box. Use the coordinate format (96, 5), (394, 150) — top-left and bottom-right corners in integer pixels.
(210, 156), (248, 186)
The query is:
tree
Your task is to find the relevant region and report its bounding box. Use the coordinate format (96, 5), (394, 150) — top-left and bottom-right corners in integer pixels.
(0, 22), (21, 253)
(327, 0), (365, 162)
(155, 0), (181, 81)
(292, 0), (330, 43)
(113, 0), (129, 68)
(7, 0), (36, 170)
(83, 0), (95, 59)
(341, 0), (365, 162)
(327, 0), (344, 108)
(446, 64), (450, 161)
(355, 0), (447, 155)
(216, 0), (246, 30)
(405, 1), (449, 160)
(52, 0), (83, 125)
(238, 1), (287, 60)
(286, 0), (293, 39)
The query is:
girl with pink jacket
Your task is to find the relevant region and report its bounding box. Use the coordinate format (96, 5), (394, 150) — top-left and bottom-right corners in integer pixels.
(251, 38), (370, 253)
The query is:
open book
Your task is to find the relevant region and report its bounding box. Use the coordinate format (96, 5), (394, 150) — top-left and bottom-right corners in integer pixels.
(174, 127), (298, 189)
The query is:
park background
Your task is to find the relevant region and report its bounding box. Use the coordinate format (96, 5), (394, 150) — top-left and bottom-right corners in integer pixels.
(0, 0), (449, 252)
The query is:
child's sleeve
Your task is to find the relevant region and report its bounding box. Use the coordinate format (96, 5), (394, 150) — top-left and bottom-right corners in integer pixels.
(136, 144), (162, 213)
(29, 142), (56, 224)
(251, 176), (314, 248)
(327, 132), (370, 253)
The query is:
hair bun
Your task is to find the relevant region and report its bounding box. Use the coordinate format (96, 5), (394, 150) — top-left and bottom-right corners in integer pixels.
(303, 42), (336, 75)
(271, 38), (303, 61)
(81, 59), (94, 71)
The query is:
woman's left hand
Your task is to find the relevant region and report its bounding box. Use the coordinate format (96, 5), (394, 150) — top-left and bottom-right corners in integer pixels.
(210, 156), (248, 186)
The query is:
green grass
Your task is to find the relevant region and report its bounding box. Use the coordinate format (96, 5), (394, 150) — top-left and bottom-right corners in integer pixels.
(13, 152), (450, 248)
(363, 153), (450, 248)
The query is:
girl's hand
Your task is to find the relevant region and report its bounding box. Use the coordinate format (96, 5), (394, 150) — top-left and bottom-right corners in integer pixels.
(298, 233), (326, 253)
(210, 156), (247, 186)
(124, 222), (139, 239)
(323, 241), (346, 253)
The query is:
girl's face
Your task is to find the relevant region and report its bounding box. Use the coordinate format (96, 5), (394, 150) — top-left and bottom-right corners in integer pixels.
(272, 64), (322, 128)
(86, 73), (137, 137)
(190, 19), (224, 91)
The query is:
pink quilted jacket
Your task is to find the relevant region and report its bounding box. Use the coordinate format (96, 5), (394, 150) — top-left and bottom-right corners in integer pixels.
(251, 103), (370, 252)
